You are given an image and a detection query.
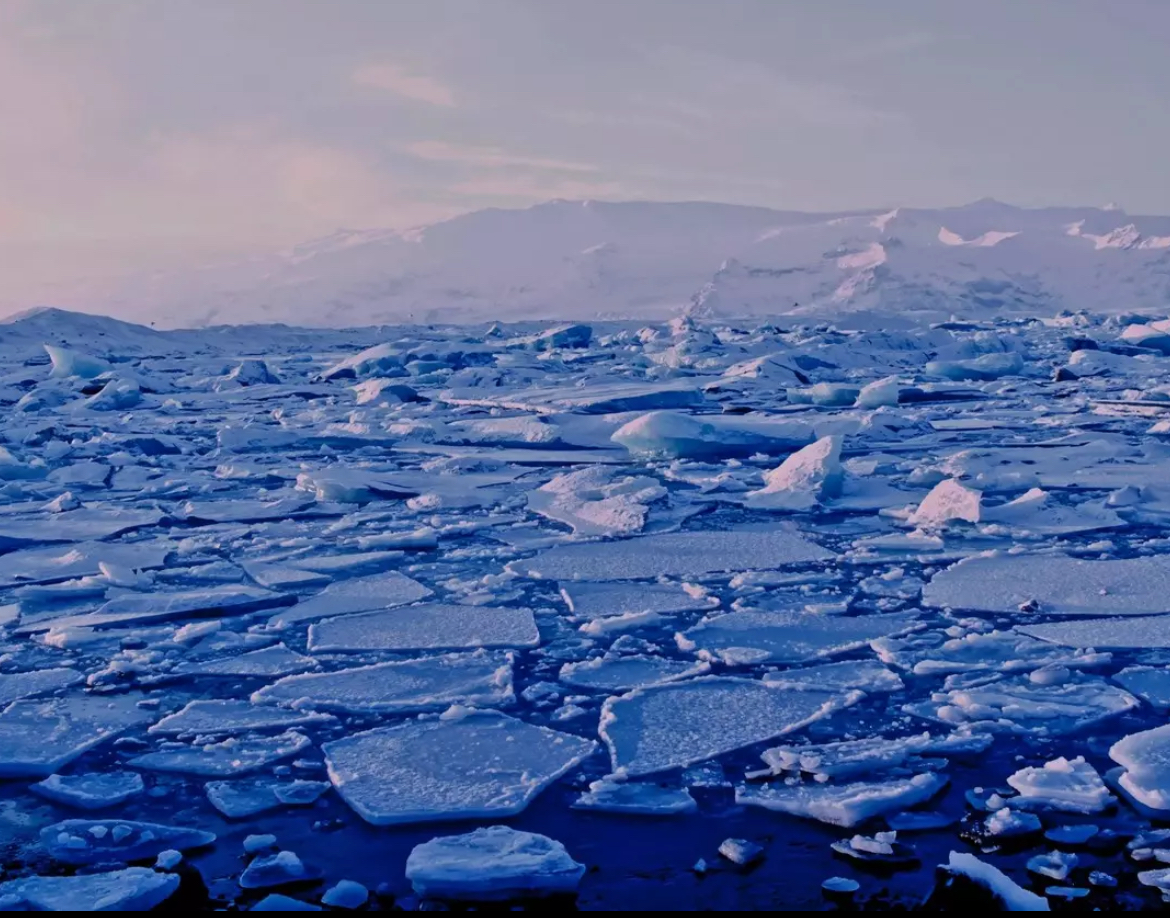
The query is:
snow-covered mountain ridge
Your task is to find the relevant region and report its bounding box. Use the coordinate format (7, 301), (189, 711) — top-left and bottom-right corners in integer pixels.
(23, 198), (1170, 329)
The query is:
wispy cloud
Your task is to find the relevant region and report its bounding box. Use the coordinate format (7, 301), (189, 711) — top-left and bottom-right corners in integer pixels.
(352, 62), (456, 107)
(450, 175), (626, 200)
(403, 140), (598, 173)
(831, 32), (935, 63)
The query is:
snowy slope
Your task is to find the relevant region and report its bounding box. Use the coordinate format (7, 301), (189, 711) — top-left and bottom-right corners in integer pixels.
(24, 199), (1170, 329)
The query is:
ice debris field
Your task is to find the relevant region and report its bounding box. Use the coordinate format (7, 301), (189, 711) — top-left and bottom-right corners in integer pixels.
(10, 306), (1170, 908)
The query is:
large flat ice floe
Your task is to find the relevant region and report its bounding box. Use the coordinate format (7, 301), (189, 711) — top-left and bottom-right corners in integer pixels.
(0, 867), (180, 911)
(252, 651), (515, 713)
(323, 711), (596, 825)
(678, 610), (921, 665)
(269, 571), (433, 626)
(924, 553), (1170, 615)
(599, 676), (854, 777)
(307, 603), (540, 653)
(513, 528), (833, 581)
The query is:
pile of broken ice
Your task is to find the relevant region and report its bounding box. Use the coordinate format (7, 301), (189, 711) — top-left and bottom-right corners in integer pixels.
(7, 307), (1170, 907)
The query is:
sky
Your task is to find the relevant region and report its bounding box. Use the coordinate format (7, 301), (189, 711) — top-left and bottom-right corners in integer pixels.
(3, 0), (1170, 308)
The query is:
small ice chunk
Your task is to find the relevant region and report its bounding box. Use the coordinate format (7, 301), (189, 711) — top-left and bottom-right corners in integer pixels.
(571, 779), (697, 815)
(855, 376), (901, 408)
(601, 677), (853, 777)
(149, 699), (333, 736)
(1045, 824), (1098, 845)
(244, 834), (278, 854)
(718, 838), (764, 866)
(205, 780), (283, 818)
(240, 850), (320, 890)
(45, 344), (111, 379)
(0, 867), (179, 911)
(1027, 850), (1077, 881)
(322, 880), (369, 909)
(30, 772), (145, 811)
(252, 893), (322, 911)
(985, 807), (1042, 838)
(612, 410), (813, 460)
(942, 852), (1050, 911)
(528, 466), (666, 538)
(759, 732), (992, 780)
(925, 351), (1024, 381)
(323, 711), (596, 826)
(1006, 756), (1113, 813)
(909, 479), (982, 528)
(252, 651), (514, 714)
(155, 850), (182, 870)
(736, 773), (947, 828)
(744, 436), (844, 511)
(822, 876), (860, 894)
(40, 819), (215, 865)
(406, 826), (585, 901)
(1113, 666), (1170, 707)
(308, 603), (539, 653)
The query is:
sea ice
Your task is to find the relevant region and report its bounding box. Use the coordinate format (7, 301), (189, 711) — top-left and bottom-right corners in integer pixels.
(515, 528), (833, 581)
(762, 660), (905, 694)
(924, 553), (1170, 616)
(736, 773), (947, 828)
(30, 585), (288, 632)
(942, 852), (1049, 911)
(528, 467), (666, 538)
(0, 540), (170, 588)
(744, 435), (844, 511)
(269, 571), (433, 626)
(127, 731), (311, 776)
(1019, 617), (1170, 649)
(571, 779), (697, 815)
(600, 676), (852, 777)
(148, 699), (334, 736)
(678, 610), (920, 665)
(1006, 756), (1114, 813)
(323, 711), (596, 825)
(252, 651), (514, 714)
(239, 850), (321, 890)
(758, 732), (992, 780)
(307, 603), (539, 653)
(0, 867), (179, 911)
(559, 655), (708, 692)
(30, 772), (145, 811)
(0, 667), (83, 704)
(0, 695), (152, 778)
(406, 826), (585, 900)
(40, 819), (216, 865)
(559, 581), (717, 620)
(612, 410), (813, 460)
(1113, 666), (1170, 706)
(172, 642), (317, 678)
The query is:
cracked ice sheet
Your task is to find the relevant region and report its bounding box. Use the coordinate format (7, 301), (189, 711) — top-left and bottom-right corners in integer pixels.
(527, 467), (667, 538)
(148, 699), (335, 735)
(0, 668), (83, 705)
(678, 611), (921, 665)
(18, 585), (289, 633)
(0, 506), (164, 549)
(268, 571), (432, 626)
(924, 553), (1170, 615)
(0, 540), (171, 588)
(599, 676), (857, 777)
(323, 710), (597, 826)
(307, 603), (540, 653)
(252, 651), (515, 714)
(172, 642), (317, 678)
(0, 695), (153, 778)
(512, 527), (833, 581)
